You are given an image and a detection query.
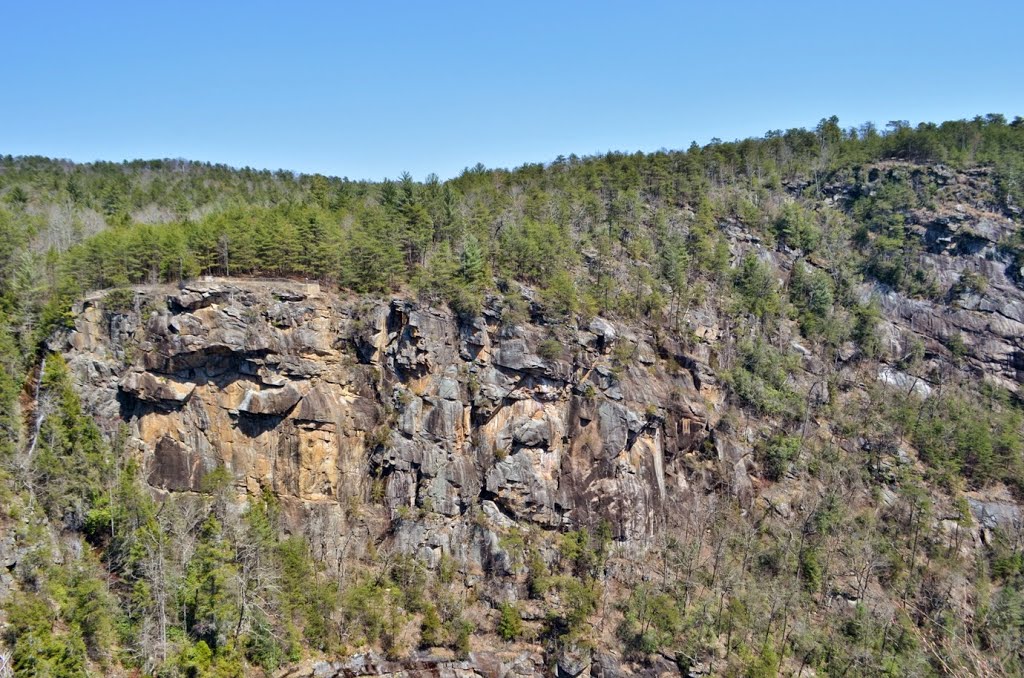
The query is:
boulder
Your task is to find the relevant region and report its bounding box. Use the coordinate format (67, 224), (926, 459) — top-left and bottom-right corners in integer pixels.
(237, 383), (303, 415)
(120, 371), (195, 404)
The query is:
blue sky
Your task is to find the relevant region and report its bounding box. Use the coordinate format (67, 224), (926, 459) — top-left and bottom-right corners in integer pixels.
(3, 1), (1022, 180)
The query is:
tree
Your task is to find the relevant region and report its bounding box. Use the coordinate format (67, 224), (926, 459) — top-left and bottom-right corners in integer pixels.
(32, 354), (111, 527)
(397, 172), (433, 270)
(733, 254), (781, 323)
(542, 270), (577, 319)
(459, 235), (485, 284)
(181, 515), (239, 651)
(497, 602), (523, 641)
(342, 211), (404, 292)
(775, 202), (820, 252)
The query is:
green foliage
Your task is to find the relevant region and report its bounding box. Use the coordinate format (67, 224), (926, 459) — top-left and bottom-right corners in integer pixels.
(789, 260), (839, 339)
(452, 618), (474, 659)
(459, 235), (486, 284)
(537, 338), (563, 360)
(526, 546), (550, 599)
(544, 575), (600, 641)
(733, 254), (781, 323)
(2, 543), (117, 677)
(908, 387), (1024, 489)
(558, 525), (611, 579)
(4, 591), (88, 677)
(775, 202), (820, 252)
(746, 644), (781, 678)
(758, 434), (801, 481)
(498, 219), (576, 287)
(725, 339), (804, 419)
(980, 582), (1024, 665)
(799, 546), (823, 592)
(176, 638), (214, 677)
(951, 269), (988, 299)
(101, 287), (135, 313)
(2, 115), (1024, 675)
(180, 515), (239, 650)
(852, 300), (882, 358)
(420, 604), (443, 648)
(851, 173), (941, 298)
(339, 577), (391, 646)
(390, 554), (428, 613)
(32, 354), (111, 527)
(1, 114), (1020, 347)
(497, 602), (523, 641)
(245, 614), (286, 672)
(541, 269), (578, 319)
(617, 583), (681, 656)
(0, 319), (22, 463)
(500, 292), (530, 327)
(415, 243), (484, 317)
(277, 535), (339, 651)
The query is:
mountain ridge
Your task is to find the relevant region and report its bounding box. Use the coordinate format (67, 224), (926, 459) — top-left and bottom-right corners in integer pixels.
(2, 115), (1024, 676)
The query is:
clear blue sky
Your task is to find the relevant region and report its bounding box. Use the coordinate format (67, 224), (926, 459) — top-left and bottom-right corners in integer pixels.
(3, 1), (1022, 180)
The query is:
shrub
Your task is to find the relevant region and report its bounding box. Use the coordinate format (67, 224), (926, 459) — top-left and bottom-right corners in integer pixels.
(724, 339), (804, 420)
(733, 254), (781, 322)
(538, 338), (563, 360)
(759, 434), (801, 481)
(452, 619), (474, 658)
(420, 604), (443, 648)
(102, 287), (135, 313)
(541, 270), (577, 319)
(951, 270), (987, 298)
(497, 602), (523, 641)
(775, 202), (820, 252)
(799, 546), (823, 592)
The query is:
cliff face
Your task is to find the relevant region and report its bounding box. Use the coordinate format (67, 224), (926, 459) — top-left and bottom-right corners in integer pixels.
(58, 280), (729, 674)
(63, 278), (715, 555)
(826, 164), (1024, 392)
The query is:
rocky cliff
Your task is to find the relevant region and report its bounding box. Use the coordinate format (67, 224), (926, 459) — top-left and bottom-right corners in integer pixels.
(825, 163), (1024, 393)
(64, 276), (713, 536)
(57, 278), (723, 674)
(48, 160), (1024, 676)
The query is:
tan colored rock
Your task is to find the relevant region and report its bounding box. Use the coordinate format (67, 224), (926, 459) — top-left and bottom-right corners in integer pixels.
(62, 279), (715, 551)
(120, 371), (195, 404)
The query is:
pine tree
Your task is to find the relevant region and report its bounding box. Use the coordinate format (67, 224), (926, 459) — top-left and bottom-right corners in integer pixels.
(459, 235), (485, 285)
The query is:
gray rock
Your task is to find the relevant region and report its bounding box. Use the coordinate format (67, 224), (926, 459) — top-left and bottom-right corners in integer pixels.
(589, 317), (617, 347)
(238, 383), (303, 415)
(557, 645), (591, 678)
(969, 498), (1022, 530)
(120, 371), (195, 404)
(511, 418), (551, 447)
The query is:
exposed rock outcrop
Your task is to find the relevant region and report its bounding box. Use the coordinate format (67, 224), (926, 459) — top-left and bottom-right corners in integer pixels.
(821, 163), (1024, 393)
(59, 279), (716, 549)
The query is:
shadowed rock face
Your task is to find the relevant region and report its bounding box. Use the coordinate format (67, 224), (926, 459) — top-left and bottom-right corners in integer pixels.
(60, 280), (715, 548)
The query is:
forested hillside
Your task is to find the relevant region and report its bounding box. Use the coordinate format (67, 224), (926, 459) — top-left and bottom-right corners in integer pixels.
(2, 114), (1024, 677)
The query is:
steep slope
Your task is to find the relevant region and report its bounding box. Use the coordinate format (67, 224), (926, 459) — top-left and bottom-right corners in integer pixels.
(3, 116), (1024, 676)
(49, 155), (1024, 674)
